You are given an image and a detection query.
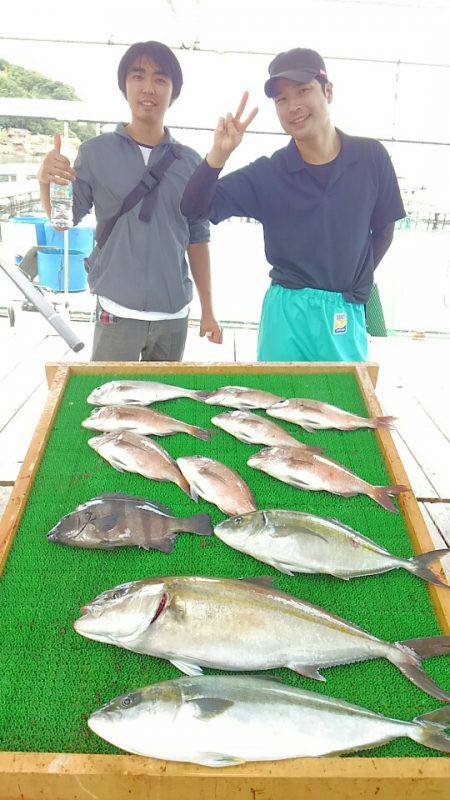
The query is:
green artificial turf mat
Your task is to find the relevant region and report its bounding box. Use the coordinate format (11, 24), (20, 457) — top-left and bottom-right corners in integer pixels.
(0, 370), (448, 758)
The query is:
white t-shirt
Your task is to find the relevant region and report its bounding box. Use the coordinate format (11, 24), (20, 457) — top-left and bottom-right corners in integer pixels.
(98, 142), (189, 321)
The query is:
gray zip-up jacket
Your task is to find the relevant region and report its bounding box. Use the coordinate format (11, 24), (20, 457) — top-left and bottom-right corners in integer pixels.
(72, 124), (209, 313)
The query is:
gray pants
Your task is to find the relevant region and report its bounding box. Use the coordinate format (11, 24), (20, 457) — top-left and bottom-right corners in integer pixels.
(91, 313), (189, 362)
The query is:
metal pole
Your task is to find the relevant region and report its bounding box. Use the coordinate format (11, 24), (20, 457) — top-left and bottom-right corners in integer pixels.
(63, 227), (69, 305)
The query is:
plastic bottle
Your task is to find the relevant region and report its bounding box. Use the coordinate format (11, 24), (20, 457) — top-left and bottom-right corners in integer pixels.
(50, 181), (73, 228)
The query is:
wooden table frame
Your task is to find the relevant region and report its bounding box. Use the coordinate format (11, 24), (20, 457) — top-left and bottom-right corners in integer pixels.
(0, 361), (449, 799)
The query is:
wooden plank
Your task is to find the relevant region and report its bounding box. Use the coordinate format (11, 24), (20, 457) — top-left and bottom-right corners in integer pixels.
(0, 335), (71, 434)
(0, 753), (448, 800)
(0, 382), (48, 483)
(0, 315), (49, 383)
(375, 380), (450, 499)
(418, 503), (450, 581)
(0, 366), (69, 574)
(1, 361), (448, 797)
(45, 361), (379, 387)
(355, 365), (450, 634)
(423, 502), (450, 548)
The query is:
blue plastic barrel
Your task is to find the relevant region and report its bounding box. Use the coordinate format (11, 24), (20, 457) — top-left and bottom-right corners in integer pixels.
(44, 224), (94, 256)
(37, 248), (87, 292)
(12, 215), (48, 246)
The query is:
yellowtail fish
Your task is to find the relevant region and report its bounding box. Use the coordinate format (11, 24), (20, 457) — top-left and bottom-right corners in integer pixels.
(75, 575), (450, 701)
(214, 509), (450, 585)
(88, 675), (450, 765)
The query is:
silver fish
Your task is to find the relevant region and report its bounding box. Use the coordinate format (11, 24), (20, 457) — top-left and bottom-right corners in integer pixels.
(176, 455), (257, 515)
(247, 446), (408, 513)
(214, 510), (450, 586)
(87, 431), (192, 498)
(267, 398), (396, 432)
(47, 493), (213, 551)
(211, 410), (323, 451)
(82, 405), (212, 441)
(74, 575), (450, 701)
(88, 675), (450, 765)
(87, 380), (209, 406)
(203, 385), (284, 410)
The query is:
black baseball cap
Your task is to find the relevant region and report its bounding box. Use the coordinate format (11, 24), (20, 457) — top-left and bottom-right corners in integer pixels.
(264, 48), (328, 98)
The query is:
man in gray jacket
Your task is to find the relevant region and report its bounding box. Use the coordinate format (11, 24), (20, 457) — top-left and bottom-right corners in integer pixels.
(38, 40), (222, 361)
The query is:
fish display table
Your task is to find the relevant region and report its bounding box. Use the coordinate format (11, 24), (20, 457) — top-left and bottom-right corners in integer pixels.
(0, 361), (449, 799)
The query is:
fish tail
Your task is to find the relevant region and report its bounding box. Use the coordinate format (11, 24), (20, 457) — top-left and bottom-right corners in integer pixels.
(179, 513), (214, 537)
(188, 425), (213, 441)
(410, 706), (450, 752)
(406, 549), (450, 589)
(389, 637), (450, 701)
(178, 475), (196, 499)
(368, 415), (397, 429)
(368, 484), (408, 513)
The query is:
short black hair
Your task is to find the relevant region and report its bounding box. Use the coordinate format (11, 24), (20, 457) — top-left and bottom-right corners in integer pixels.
(315, 74), (328, 95)
(117, 41), (183, 102)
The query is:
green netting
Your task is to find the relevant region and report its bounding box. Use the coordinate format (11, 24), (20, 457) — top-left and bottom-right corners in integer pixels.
(0, 371), (448, 759)
(366, 284), (388, 337)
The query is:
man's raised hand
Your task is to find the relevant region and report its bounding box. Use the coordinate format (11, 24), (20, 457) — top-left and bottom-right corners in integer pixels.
(38, 133), (77, 185)
(207, 92), (258, 168)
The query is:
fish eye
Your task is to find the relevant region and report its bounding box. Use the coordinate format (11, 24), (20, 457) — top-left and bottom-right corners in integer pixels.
(233, 516), (243, 525)
(112, 588), (126, 600)
(121, 696), (132, 707)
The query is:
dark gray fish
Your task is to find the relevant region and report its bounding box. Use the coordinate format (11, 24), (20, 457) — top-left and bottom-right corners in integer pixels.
(47, 493), (213, 552)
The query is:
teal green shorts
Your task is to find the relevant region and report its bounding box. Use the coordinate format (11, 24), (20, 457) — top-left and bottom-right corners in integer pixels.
(257, 285), (368, 362)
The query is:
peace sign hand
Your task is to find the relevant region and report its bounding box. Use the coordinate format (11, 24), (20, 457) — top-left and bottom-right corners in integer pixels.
(207, 92), (258, 168)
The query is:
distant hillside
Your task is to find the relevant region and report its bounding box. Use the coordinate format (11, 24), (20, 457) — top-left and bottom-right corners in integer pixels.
(0, 58), (95, 142)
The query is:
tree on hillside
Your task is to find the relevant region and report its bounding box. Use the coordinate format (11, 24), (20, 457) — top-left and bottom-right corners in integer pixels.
(0, 58), (96, 142)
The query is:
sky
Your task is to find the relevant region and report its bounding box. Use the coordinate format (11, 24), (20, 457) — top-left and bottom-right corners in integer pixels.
(1, 0), (449, 201)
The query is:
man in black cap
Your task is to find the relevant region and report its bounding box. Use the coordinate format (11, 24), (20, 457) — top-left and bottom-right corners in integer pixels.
(181, 48), (405, 362)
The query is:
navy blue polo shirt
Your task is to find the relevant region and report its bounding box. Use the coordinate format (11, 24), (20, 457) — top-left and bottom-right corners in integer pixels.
(183, 130), (406, 304)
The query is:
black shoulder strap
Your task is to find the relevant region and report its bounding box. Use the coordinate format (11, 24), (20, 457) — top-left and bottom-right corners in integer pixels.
(96, 143), (181, 250)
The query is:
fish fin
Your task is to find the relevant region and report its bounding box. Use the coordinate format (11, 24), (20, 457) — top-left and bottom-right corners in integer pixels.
(185, 697), (234, 720)
(411, 707), (450, 753)
(196, 752), (244, 767)
(241, 576), (275, 588)
(170, 659), (204, 676)
(96, 513), (120, 533)
(178, 513), (214, 537)
(107, 456), (128, 472)
(189, 485), (200, 503)
(414, 706), (450, 726)
(154, 537), (176, 554)
(190, 427), (213, 441)
(389, 639), (450, 701)
(406, 549), (450, 589)
(370, 415), (396, 429)
(398, 635), (450, 659)
(271, 562), (295, 576)
(136, 500), (174, 516)
(300, 423), (319, 434)
(369, 484), (408, 513)
(288, 663), (326, 682)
